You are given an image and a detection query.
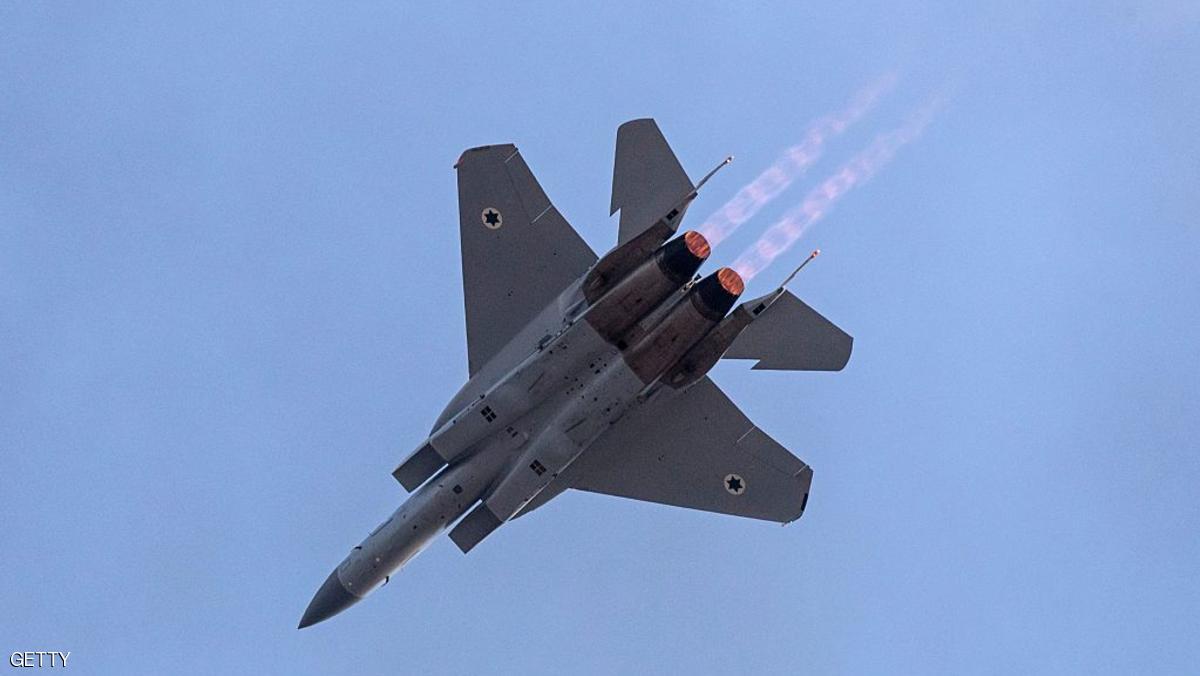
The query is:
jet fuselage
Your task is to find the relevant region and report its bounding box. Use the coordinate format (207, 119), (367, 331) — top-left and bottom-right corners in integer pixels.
(299, 231), (748, 628)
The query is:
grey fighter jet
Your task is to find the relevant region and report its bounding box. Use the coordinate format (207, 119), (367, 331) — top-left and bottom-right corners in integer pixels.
(299, 120), (853, 628)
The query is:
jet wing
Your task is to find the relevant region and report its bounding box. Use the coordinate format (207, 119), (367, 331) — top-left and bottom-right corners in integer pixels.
(724, 290), (853, 371)
(456, 144), (597, 376)
(610, 119), (695, 245)
(556, 377), (813, 523)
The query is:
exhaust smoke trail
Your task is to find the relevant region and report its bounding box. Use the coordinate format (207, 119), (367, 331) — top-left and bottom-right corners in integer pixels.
(732, 98), (943, 280)
(697, 74), (897, 247)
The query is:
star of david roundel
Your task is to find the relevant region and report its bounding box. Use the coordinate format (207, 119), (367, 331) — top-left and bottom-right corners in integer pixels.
(481, 207), (503, 229)
(724, 473), (746, 495)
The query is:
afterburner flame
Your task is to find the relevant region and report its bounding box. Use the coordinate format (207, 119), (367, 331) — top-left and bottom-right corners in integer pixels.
(733, 98), (943, 280)
(716, 267), (745, 296)
(697, 74), (897, 247)
(683, 230), (711, 260)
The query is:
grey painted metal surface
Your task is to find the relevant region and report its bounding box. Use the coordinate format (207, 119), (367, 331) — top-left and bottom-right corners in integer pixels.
(610, 118), (695, 245)
(455, 144), (596, 376)
(723, 290), (854, 371)
(567, 377), (813, 523)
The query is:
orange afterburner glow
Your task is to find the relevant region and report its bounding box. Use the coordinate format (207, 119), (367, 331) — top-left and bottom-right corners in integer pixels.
(733, 97), (943, 280)
(697, 74), (897, 247)
(716, 267), (745, 297)
(683, 230), (711, 260)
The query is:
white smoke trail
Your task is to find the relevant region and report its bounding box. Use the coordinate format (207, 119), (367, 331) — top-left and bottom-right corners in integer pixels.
(697, 74), (897, 247)
(732, 98), (943, 280)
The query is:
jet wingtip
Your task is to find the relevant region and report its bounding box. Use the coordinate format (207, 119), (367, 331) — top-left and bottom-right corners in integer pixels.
(618, 117), (656, 130)
(454, 143), (518, 169)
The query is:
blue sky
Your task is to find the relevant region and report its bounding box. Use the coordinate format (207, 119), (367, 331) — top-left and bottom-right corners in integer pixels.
(3, 3), (1198, 674)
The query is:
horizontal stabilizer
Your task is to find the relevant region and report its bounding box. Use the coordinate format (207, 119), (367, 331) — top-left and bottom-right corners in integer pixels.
(611, 119), (694, 245)
(724, 291), (853, 371)
(448, 503), (503, 554)
(392, 442), (444, 492)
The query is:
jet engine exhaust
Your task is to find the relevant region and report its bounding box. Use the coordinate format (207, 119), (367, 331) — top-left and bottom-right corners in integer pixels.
(697, 74), (896, 247)
(732, 98), (942, 280)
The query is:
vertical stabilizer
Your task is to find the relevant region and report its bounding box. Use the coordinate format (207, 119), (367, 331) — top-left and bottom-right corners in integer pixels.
(610, 119), (694, 244)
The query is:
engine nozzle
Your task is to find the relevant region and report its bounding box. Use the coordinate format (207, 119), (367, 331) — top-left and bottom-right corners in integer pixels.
(584, 231), (712, 344)
(691, 267), (744, 320)
(621, 267), (745, 384)
(655, 230), (711, 284)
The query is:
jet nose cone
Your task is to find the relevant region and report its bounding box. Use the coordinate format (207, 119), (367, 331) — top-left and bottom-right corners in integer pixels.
(298, 569), (360, 629)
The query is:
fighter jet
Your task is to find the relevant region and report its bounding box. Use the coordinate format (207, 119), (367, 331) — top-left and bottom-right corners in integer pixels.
(299, 120), (853, 628)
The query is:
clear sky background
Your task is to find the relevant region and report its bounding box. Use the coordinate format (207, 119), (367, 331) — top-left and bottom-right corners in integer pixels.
(3, 3), (1198, 674)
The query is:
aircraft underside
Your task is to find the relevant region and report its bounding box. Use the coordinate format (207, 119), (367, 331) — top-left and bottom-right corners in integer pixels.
(300, 119), (851, 629)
